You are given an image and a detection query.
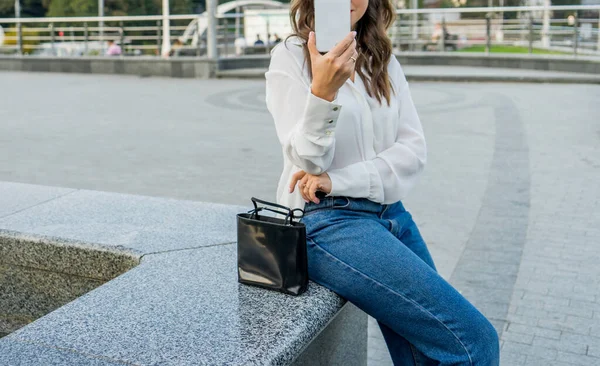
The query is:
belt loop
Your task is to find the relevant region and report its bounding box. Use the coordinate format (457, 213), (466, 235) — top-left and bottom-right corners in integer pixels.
(379, 204), (389, 219)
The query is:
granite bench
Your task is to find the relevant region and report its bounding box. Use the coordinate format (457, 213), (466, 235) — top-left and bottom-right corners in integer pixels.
(0, 181), (367, 365)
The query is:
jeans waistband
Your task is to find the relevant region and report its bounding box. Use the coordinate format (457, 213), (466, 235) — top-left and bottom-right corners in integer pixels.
(304, 192), (399, 216)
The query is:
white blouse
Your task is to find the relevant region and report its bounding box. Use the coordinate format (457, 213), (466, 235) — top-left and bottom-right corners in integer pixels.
(264, 36), (427, 212)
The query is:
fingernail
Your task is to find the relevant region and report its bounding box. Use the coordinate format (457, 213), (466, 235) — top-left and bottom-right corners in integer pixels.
(310, 31), (314, 37)
(352, 31), (357, 37)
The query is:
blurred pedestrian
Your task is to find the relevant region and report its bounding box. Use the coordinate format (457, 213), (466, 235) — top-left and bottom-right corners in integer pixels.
(234, 36), (247, 56)
(169, 39), (184, 57)
(106, 40), (122, 56)
(254, 34), (264, 46)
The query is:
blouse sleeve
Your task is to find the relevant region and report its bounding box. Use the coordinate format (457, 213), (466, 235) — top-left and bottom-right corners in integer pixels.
(264, 42), (344, 175)
(326, 58), (427, 203)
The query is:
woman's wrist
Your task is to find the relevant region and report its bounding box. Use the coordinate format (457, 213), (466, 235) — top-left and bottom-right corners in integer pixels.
(310, 86), (336, 102)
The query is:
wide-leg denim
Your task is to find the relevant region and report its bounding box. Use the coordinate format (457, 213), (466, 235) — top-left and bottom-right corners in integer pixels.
(300, 196), (500, 366)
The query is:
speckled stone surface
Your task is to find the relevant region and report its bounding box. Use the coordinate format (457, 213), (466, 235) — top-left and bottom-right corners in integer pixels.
(0, 182), (76, 219)
(290, 301), (367, 366)
(0, 339), (128, 365)
(0, 183), (366, 364)
(0, 262), (105, 316)
(0, 229), (140, 280)
(0, 189), (248, 254)
(0, 262), (105, 336)
(3, 244), (350, 365)
(0, 228), (140, 341)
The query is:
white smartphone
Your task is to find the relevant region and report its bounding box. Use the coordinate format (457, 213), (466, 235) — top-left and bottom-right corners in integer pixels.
(314, 0), (352, 53)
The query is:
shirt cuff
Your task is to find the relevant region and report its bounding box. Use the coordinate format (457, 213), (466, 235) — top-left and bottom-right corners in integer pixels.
(326, 161), (384, 202)
(300, 86), (342, 138)
(327, 162), (370, 198)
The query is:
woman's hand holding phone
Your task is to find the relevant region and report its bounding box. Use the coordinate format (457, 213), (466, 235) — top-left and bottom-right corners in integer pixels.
(308, 30), (358, 102)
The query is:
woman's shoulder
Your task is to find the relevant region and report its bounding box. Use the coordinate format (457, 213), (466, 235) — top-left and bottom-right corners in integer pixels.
(387, 54), (408, 91)
(387, 54), (405, 78)
(270, 35), (305, 62)
(273, 34), (305, 49)
(267, 35), (309, 82)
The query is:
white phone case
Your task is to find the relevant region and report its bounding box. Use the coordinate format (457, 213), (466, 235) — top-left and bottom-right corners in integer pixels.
(314, 0), (352, 53)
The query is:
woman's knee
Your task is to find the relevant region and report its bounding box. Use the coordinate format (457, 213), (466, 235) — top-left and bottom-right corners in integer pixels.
(469, 316), (500, 365)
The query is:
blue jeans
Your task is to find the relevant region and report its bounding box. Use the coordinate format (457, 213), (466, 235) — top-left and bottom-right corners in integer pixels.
(300, 196), (500, 366)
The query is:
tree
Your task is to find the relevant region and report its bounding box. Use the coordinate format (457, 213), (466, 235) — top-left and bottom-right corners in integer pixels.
(0, 0), (15, 17)
(44, 0), (193, 17)
(161, 0), (193, 15)
(0, 0), (47, 18)
(3, 0), (287, 18)
(46, 0), (97, 17)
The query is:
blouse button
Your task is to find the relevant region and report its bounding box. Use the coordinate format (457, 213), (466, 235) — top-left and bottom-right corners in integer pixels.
(326, 119), (334, 124)
(333, 107), (339, 111)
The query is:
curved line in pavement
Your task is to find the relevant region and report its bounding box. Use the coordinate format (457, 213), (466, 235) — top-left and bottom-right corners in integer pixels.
(448, 92), (531, 338)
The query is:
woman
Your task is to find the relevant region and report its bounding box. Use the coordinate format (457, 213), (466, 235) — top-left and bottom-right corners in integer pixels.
(264, 0), (500, 365)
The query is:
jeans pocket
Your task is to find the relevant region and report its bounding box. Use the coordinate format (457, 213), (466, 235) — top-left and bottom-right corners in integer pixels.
(301, 207), (324, 219)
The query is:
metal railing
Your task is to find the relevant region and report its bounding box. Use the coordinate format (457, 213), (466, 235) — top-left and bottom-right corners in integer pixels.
(0, 15), (203, 57)
(0, 5), (599, 58)
(390, 5), (600, 56)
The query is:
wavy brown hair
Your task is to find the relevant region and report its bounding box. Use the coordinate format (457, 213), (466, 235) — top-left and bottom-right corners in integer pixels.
(285, 0), (397, 106)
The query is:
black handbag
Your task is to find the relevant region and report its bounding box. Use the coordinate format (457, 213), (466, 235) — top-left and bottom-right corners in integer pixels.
(236, 197), (308, 296)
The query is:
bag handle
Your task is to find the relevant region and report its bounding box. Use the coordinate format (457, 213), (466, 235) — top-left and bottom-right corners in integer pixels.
(250, 197), (304, 225)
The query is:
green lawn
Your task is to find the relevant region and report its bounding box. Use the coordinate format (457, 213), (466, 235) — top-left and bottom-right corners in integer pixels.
(457, 45), (568, 55)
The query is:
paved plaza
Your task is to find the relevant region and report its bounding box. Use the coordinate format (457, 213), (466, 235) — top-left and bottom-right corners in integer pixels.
(1, 71), (599, 365)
